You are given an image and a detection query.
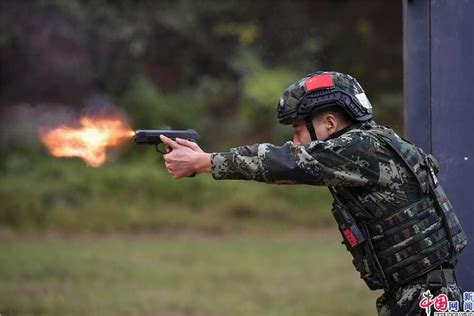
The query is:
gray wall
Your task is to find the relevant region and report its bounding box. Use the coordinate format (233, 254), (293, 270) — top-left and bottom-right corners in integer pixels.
(404, 0), (474, 289)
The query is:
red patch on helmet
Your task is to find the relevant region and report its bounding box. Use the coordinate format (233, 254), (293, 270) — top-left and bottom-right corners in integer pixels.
(305, 74), (334, 92)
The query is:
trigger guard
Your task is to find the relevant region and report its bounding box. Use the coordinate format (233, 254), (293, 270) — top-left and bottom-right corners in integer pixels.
(156, 144), (167, 154)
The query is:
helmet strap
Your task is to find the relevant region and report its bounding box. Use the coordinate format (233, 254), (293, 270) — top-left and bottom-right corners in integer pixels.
(305, 116), (318, 141)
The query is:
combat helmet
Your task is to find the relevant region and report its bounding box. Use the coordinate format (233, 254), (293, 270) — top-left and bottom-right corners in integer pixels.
(277, 71), (373, 140)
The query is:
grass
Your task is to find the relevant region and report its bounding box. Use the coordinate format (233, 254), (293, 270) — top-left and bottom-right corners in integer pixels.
(0, 154), (333, 232)
(0, 230), (381, 316)
(0, 151), (378, 315)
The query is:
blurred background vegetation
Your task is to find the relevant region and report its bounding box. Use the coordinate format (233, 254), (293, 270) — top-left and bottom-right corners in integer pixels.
(0, 0), (403, 232)
(0, 1), (401, 315)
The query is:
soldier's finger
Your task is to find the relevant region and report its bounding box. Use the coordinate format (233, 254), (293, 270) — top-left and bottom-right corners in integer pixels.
(160, 135), (179, 149)
(175, 138), (199, 150)
(163, 153), (171, 162)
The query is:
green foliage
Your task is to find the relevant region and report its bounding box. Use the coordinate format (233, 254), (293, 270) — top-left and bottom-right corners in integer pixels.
(0, 156), (332, 232)
(120, 76), (205, 129)
(0, 234), (381, 316)
(0, 0), (404, 232)
(373, 92), (404, 134)
(214, 21), (261, 45)
(242, 67), (298, 110)
(237, 61), (299, 143)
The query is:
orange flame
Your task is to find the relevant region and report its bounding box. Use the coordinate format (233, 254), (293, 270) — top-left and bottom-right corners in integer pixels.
(39, 116), (134, 167)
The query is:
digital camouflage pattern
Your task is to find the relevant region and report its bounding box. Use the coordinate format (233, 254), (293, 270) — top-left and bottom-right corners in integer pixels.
(211, 120), (467, 315)
(212, 121), (420, 202)
(377, 283), (462, 316)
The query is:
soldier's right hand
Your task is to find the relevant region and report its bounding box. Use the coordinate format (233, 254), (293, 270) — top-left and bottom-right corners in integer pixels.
(175, 138), (204, 153)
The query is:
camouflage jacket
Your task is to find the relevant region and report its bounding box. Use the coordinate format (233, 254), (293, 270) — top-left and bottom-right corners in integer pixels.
(211, 120), (468, 289)
(211, 121), (421, 220)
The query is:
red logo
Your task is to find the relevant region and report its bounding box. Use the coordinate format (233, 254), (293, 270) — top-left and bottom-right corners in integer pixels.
(419, 290), (448, 315)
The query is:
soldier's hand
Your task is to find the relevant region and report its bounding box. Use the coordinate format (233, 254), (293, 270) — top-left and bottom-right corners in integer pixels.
(175, 138), (204, 153)
(160, 135), (211, 179)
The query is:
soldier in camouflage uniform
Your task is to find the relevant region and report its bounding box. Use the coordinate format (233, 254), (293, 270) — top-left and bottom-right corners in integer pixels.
(160, 71), (468, 315)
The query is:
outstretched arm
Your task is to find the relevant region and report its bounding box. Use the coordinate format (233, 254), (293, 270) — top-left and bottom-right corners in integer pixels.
(161, 132), (381, 187)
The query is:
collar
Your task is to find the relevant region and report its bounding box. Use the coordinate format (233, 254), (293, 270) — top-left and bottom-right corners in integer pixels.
(326, 121), (367, 141)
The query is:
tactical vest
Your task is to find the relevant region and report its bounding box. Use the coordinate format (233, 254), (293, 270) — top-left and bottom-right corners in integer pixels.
(330, 124), (468, 290)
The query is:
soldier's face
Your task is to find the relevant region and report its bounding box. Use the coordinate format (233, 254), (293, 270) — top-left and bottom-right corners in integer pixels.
(313, 115), (333, 141)
(292, 114), (338, 145)
(292, 120), (312, 145)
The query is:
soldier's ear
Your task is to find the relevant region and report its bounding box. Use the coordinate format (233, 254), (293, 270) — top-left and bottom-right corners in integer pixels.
(325, 114), (337, 132)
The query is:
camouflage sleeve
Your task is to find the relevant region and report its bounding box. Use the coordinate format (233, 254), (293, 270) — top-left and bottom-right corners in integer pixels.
(211, 131), (381, 186)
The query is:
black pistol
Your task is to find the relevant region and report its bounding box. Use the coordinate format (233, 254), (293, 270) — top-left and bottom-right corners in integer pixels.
(134, 129), (200, 153)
